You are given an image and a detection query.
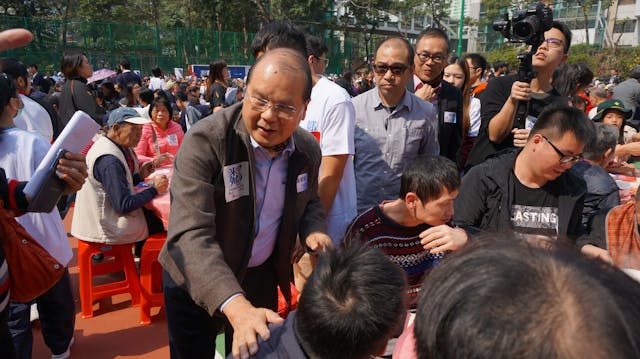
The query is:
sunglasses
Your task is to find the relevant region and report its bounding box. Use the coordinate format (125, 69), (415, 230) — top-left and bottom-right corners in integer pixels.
(372, 63), (409, 76)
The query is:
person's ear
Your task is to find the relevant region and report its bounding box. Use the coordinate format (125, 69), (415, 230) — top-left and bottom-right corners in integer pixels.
(405, 192), (418, 208)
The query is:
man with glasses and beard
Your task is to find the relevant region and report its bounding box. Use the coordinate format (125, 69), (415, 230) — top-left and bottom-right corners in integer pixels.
(353, 37), (439, 213)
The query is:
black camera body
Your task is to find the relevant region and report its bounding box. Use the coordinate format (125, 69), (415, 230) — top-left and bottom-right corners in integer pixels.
(493, 2), (553, 46)
(491, 2), (554, 129)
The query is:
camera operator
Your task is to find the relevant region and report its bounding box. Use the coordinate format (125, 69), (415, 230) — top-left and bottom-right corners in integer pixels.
(465, 21), (572, 169)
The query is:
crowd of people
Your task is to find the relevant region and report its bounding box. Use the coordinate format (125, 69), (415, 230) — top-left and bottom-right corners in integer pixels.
(1, 16), (640, 359)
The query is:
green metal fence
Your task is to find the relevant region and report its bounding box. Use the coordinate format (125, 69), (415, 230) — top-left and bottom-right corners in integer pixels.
(0, 15), (378, 76)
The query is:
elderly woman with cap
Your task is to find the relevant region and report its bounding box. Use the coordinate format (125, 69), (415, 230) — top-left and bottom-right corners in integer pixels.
(71, 107), (168, 247)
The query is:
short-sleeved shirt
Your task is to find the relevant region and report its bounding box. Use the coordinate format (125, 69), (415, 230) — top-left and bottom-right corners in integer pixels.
(353, 89), (439, 213)
(300, 76), (357, 244)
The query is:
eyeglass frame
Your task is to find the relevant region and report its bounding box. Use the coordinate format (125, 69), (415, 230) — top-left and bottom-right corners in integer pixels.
(314, 56), (330, 69)
(247, 95), (299, 121)
(541, 135), (583, 164)
(415, 52), (446, 64)
(371, 63), (409, 76)
(541, 37), (565, 50)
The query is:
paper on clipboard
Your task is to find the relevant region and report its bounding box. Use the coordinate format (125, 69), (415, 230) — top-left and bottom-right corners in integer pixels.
(24, 111), (101, 198)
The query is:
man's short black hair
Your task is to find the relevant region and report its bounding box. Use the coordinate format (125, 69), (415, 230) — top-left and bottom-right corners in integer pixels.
(249, 20), (307, 59)
(174, 90), (188, 102)
(296, 243), (406, 359)
(462, 53), (488, 72)
(151, 66), (162, 77)
(553, 20), (572, 54)
(0, 58), (28, 82)
(416, 28), (450, 53)
(493, 60), (508, 70)
(414, 237), (640, 359)
(138, 87), (154, 104)
(305, 34), (329, 59)
(120, 58), (131, 69)
(530, 104), (595, 145)
(28, 63), (37, 70)
(399, 155), (460, 202)
(374, 37), (415, 66)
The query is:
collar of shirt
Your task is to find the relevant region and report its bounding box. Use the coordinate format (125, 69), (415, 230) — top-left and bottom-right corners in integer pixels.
(372, 88), (412, 114)
(249, 135), (296, 159)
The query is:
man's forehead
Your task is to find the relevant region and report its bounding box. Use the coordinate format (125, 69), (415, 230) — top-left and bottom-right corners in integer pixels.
(416, 36), (448, 52)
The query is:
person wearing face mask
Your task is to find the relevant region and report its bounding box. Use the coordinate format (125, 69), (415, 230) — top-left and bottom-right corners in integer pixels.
(465, 21), (573, 169)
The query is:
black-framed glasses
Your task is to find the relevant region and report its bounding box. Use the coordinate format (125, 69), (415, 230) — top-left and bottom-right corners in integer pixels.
(416, 52), (446, 64)
(542, 37), (564, 50)
(542, 135), (582, 164)
(315, 56), (330, 69)
(372, 63), (409, 76)
(247, 95), (298, 121)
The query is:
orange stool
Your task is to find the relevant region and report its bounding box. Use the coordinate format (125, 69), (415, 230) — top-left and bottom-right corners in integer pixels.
(77, 240), (141, 318)
(139, 233), (167, 325)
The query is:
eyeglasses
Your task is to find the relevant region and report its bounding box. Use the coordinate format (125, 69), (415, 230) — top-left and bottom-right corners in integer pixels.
(315, 56), (330, 69)
(372, 63), (409, 76)
(542, 135), (583, 164)
(542, 37), (564, 50)
(416, 52), (446, 64)
(247, 95), (298, 121)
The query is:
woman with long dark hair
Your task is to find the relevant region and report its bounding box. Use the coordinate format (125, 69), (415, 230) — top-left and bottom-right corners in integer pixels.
(58, 52), (105, 126)
(204, 59), (230, 112)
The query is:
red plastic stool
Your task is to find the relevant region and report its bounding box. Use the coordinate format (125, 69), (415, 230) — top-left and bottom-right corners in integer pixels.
(139, 233), (167, 325)
(77, 240), (141, 318)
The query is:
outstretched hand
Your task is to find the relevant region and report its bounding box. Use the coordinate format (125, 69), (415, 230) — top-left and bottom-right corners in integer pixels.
(419, 225), (468, 254)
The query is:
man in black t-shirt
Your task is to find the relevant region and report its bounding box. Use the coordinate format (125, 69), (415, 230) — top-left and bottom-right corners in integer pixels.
(466, 21), (572, 168)
(454, 105), (611, 262)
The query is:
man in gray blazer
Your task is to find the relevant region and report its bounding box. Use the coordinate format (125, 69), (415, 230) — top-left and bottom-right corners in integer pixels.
(159, 48), (333, 359)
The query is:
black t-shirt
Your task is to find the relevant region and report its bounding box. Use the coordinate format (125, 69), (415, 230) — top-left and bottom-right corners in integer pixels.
(466, 74), (567, 167)
(510, 172), (559, 238)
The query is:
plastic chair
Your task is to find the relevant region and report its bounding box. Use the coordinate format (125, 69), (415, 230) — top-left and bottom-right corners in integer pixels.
(77, 240), (141, 318)
(139, 233), (167, 325)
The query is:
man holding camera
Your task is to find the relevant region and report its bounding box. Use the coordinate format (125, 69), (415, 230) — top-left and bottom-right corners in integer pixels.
(465, 21), (572, 168)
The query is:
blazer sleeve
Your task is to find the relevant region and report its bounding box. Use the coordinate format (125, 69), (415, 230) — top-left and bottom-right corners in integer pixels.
(296, 137), (328, 245)
(453, 165), (488, 232)
(160, 123), (244, 315)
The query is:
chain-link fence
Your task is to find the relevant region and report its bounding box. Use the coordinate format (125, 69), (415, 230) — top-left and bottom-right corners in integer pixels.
(0, 15), (380, 76)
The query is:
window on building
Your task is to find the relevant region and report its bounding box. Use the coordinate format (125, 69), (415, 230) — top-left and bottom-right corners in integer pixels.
(614, 19), (637, 33)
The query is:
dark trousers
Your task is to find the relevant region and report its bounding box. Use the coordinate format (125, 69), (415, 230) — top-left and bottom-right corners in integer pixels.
(0, 306), (17, 359)
(8, 270), (75, 358)
(163, 258), (278, 359)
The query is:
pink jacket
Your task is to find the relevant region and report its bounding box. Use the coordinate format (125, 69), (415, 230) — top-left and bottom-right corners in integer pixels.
(134, 120), (184, 164)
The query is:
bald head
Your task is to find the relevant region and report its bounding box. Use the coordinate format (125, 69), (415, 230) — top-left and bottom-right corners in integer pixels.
(247, 48), (312, 101)
(375, 37), (415, 66)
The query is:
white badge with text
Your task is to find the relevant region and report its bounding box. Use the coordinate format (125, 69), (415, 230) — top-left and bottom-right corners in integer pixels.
(167, 134), (179, 146)
(223, 162), (250, 202)
(296, 173), (308, 193)
(444, 111), (457, 124)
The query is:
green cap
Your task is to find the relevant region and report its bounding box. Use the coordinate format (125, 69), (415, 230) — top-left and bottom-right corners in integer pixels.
(592, 99), (632, 121)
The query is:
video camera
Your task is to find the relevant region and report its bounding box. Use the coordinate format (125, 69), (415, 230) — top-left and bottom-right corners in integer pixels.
(493, 2), (553, 47)
(492, 2), (554, 129)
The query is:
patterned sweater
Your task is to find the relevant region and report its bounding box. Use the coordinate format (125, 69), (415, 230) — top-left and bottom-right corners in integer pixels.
(344, 204), (446, 308)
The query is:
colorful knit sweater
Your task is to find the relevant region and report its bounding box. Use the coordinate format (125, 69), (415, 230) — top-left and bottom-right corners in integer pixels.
(344, 204), (446, 308)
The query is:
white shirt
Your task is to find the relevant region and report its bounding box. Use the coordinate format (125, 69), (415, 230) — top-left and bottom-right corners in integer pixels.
(0, 128), (72, 265)
(469, 96), (482, 137)
(300, 76), (357, 245)
(14, 94), (53, 142)
(149, 76), (167, 91)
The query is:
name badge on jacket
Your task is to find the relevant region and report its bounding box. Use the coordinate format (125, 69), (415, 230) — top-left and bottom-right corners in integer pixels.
(167, 134), (179, 146)
(444, 111), (457, 124)
(223, 162), (249, 202)
(297, 173), (308, 193)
